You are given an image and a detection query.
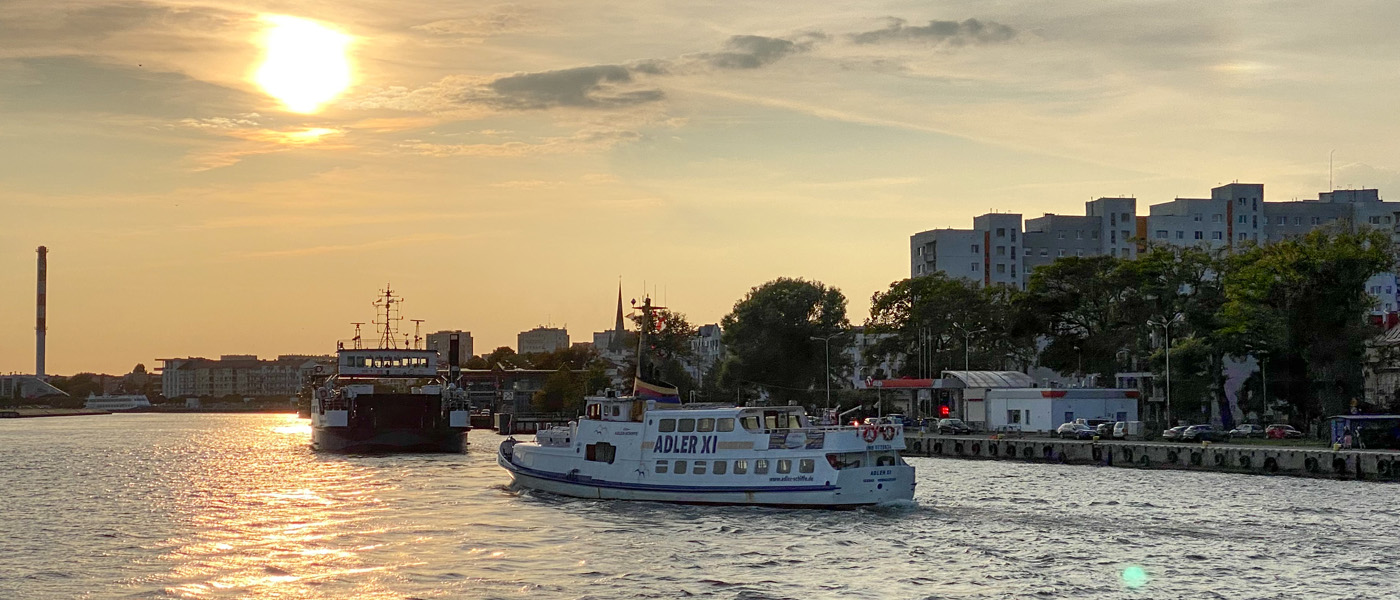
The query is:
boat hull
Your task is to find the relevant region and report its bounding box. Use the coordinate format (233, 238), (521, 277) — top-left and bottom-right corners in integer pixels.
(498, 445), (915, 508)
(314, 426), (466, 453)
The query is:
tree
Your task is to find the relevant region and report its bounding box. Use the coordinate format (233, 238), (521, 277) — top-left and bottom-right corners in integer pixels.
(531, 367), (586, 414)
(720, 278), (849, 405)
(866, 274), (1036, 378)
(1022, 255), (1145, 382)
(619, 307), (699, 399)
(527, 345), (598, 371)
(483, 346), (528, 369)
(1218, 229), (1394, 422)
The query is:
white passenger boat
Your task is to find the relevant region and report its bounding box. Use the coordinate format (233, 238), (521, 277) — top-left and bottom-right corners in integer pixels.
(497, 298), (916, 507)
(83, 394), (152, 411)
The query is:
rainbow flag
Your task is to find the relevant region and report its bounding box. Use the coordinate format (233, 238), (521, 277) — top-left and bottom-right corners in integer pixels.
(634, 378), (681, 403)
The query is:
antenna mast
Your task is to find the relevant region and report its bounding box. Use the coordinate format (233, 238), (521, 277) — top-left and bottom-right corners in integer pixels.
(410, 319), (426, 350)
(372, 284), (404, 349)
(351, 323), (365, 349)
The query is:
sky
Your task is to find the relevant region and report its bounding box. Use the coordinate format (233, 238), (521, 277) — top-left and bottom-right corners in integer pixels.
(5, 0), (1400, 375)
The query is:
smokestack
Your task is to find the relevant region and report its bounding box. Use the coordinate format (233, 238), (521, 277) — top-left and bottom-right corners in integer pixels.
(448, 333), (461, 383)
(36, 246), (47, 377)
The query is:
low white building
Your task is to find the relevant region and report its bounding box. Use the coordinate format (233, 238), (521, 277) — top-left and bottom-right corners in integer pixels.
(983, 389), (1139, 433)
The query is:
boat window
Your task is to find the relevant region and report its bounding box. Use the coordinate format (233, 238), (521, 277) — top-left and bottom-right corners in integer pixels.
(587, 404), (602, 420)
(674, 460), (686, 474)
(611, 405), (621, 417)
(777, 459), (791, 474)
(678, 418), (696, 433)
(754, 459), (769, 474)
(876, 454), (897, 467)
(713, 460), (727, 475)
(717, 418), (735, 432)
(764, 414), (778, 429)
(788, 414), (802, 429)
(799, 459), (814, 473)
(585, 442), (616, 464)
(697, 418), (715, 432)
(658, 419), (676, 432)
(741, 416), (760, 431)
(655, 460), (668, 474)
(734, 460), (748, 474)
(693, 461), (707, 475)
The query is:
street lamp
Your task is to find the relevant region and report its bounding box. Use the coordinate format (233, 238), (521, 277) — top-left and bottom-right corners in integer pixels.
(810, 334), (837, 410)
(951, 322), (985, 372)
(1148, 312), (1185, 427)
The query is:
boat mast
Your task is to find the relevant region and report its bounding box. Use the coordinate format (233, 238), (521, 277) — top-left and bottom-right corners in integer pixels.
(372, 284), (404, 350)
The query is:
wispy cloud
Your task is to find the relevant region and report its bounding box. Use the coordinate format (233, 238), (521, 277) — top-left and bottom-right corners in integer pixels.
(850, 18), (1018, 46)
(395, 127), (642, 157)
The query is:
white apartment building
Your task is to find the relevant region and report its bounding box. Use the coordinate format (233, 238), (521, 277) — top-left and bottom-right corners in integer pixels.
(517, 326), (570, 354)
(910, 213), (1023, 288)
(425, 330), (474, 365)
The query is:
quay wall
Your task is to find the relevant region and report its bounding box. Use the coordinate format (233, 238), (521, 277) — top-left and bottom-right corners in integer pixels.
(905, 433), (1400, 481)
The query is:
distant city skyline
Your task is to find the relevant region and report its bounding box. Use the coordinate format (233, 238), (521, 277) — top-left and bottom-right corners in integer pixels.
(7, 1), (1400, 374)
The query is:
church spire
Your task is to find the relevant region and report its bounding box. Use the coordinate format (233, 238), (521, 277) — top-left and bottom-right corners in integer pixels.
(609, 282), (626, 352)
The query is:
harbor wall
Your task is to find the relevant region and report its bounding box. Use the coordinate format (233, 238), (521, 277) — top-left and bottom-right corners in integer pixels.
(905, 433), (1400, 481)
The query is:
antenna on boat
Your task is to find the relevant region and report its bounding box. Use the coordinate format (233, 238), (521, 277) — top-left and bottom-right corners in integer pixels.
(372, 284), (404, 349)
(351, 323), (364, 349)
(410, 319), (425, 350)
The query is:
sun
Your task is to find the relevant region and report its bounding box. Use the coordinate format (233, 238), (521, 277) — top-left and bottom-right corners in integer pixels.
(254, 15), (353, 113)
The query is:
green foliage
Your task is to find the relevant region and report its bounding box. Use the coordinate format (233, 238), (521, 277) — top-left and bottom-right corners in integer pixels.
(531, 366), (587, 414)
(618, 307), (699, 399)
(463, 355), (488, 369)
(1022, 255), (1145, 381)
(865, 273), (1036, 378)
(527, 344), (598, 370)
(720, 277), (849, 405)
(482, 346), (528, 369)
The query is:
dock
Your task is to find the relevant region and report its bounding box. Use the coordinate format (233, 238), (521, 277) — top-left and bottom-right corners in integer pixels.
(905, 433), (1400, 481)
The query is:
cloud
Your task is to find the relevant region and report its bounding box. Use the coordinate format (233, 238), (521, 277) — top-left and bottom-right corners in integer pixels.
(412, 5), (540, 44)
(697, 35), (809, 69)
(396, 127), (643, 157)
(488, 64), (664, 109)
(850, 18), (1018, 46)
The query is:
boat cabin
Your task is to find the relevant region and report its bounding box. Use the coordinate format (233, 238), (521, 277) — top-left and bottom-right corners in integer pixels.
(337, 348), (439, 377)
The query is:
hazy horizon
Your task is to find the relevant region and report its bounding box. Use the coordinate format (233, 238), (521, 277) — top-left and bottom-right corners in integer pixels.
(6, 1), (1400, 375)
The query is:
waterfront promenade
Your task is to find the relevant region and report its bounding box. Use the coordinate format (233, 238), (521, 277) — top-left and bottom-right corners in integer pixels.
(906, 432), (1400, 480)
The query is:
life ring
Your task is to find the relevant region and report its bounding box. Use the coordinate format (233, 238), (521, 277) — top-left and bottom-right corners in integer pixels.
(1239, 455), (1252, 469)
(989, 443), (999, 457)
(1213, 453), (1226, 467)
(911, 440), (922, 453)
(1332, 457), (1347, 474)
(1263, 457), (1279, 473)
(970, 442), (981, 456)
(1382, 460), (1396, 478)
(1121, 448), (1134, 463)
(1043, 445), (1054, 459)
(1138, 454), (1150, 467)
(933, 442), (944, 454)
(880, 425), (897, 441)
(954, 442), (965, 455)
(1166, 450), (1179, 464)
(1190, 452), (1203, 466)
(861, 425), (879, 443)
(1091, 446), (1103, 461)
(1304, 456), (1320, 473)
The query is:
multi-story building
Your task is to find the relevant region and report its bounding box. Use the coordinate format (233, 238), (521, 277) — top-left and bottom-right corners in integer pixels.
(685, 324), (725, 381)
(158, 354), (334, 399)
(425, 330), (474, 366)
(910, 213), (1023, 288)
(517, 326), (569, 355)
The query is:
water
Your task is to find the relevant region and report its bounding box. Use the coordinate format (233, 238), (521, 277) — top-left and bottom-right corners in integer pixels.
(1, 414), (1395, 599)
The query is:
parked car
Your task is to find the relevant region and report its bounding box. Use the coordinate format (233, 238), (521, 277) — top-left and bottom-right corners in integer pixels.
(1230, 424), (1266, 438)
(1162, 425), (1188, 441)
(1056, 422), (1097, 439)
(1096, 422), (1117, 438)
(937, 418), (972, 435)
(1181, 424), (1231, 442)
(1266, 424), (1304, 439)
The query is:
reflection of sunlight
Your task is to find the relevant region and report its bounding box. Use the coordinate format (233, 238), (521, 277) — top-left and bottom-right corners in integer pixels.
(254, 15), (353, 113)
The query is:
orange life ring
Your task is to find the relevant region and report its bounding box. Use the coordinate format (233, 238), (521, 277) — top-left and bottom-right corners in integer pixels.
(861, 425), (879, 443)
(880, 425), (897, 441)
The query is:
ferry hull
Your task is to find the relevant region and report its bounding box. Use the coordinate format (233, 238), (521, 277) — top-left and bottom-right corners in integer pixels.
(314, 427), (466, 453)
(498, 447), (915, 508)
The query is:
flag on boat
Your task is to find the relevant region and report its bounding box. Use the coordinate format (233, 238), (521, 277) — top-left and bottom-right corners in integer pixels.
(633, 378), (681, 403)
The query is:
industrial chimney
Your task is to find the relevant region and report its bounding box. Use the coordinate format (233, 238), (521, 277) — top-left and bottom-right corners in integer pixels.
(36, 246), (46, 377)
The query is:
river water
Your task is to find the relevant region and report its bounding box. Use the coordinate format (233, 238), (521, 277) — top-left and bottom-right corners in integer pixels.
(1, 414), (1394, 599)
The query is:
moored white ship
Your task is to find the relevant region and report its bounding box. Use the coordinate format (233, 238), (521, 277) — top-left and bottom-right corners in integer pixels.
(497, 298), (916, 507)
(83, 394), (152, 411)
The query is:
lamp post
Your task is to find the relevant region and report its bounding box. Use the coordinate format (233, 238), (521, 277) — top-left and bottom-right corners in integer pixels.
(951, 322), (985, 372)
(810, 334), (837, 410)
(1149, 312), (1185, 427)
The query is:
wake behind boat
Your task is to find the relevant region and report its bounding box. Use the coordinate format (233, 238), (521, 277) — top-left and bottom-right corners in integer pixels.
(310, 286), (470, 452)
(497, 298), (916, 507)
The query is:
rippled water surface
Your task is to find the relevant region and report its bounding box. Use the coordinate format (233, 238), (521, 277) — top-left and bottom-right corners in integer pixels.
(2, 414), (1396, 599)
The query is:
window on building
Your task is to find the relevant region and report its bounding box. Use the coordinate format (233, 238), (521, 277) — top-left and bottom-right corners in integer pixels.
(1122, 230), (1131, 240)
(1057, 249), (1066, 257)
(1238, 215), (1248, 224)
(1011, 246), (1016, 255)
(1057, 231), (1066, 239)
(1193, 213), (1202, 222)
(1370, 216), (1382, 224)
(1253, 198), (1258, 210)
(916, 265), (924, 274)
(1011, 230), (1017, 241)
(971, 244), (980, 253)
(996, 228), (1006, 237)
(1040, 249), (1049, 256)
(1294, 217), (1302, 225)
(1312, 217), (1321, 225)
(1239, 233), (1247, 240)
(1262, 216), (1269, 225)
(1008, 410), (1021, 424)
(1212, 231), (1223, 240)
(1156, 230), (1168, 238)
(971, 262), (979, 272)
(1121, 212), (1131, 222)
(1213, 214), (1223, 223)
(1075, 249), (1084, 257)
(1111, 248), (1118, 256)
(996, 246), (1006, 256)
(1238, 198), (1246, 206)
(1177, 230), (1185, 239)
(1025, 248), (1032, 256)
(997, 263), (1006, 273)
(1076, 230), (1084, 239)
(1091, 230), (1100, 239)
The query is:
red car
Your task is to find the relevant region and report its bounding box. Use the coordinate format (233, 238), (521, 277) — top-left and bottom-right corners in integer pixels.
(1266, 424), (1304, 439)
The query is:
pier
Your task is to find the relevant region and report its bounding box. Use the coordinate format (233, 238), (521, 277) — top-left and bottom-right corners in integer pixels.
(905, 433), (1400, 481)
